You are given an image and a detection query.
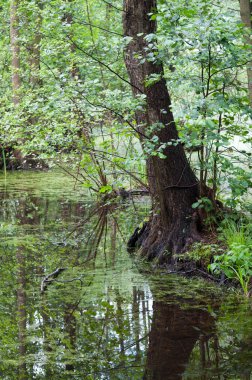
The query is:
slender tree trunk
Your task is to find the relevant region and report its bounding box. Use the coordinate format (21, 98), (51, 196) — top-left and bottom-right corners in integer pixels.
(10, 0), (21, 105)
(27, 0), (43, 158)
(10, 0), (25, 167)
(123, 0), (200, 260)
(239, 0), (252, 106)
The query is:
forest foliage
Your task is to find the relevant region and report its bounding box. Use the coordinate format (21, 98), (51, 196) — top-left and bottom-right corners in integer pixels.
(0, 0), (251, 210)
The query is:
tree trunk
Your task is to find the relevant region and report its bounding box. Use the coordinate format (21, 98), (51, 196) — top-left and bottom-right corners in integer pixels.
(239, 0), (252, 106)
(123, 0), (200, 261)
(10, 0), (25, 168)
(10, 0), (21, 105)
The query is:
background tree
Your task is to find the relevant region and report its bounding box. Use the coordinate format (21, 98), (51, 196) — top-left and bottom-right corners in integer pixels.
(9, 0), (24, 167)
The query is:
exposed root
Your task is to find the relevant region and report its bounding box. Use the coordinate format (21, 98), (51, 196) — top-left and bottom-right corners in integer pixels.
(128, 213), (203, 265)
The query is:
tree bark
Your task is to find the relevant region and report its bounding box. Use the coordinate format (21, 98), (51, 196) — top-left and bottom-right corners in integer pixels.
(123, 0), (200, 260)
(239, 0), (252, 106)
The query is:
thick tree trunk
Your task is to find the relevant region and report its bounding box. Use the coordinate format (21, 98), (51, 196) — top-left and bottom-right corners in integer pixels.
(123, 0), (200, 261)
(239, 0), (252, 106)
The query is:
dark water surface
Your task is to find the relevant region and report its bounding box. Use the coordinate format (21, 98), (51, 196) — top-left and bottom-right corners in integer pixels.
(0, 171), (251, 379)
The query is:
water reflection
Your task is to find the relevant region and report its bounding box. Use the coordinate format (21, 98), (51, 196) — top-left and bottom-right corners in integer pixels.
(144, 302), (215, 380)
(0, 174), (152, 378)
(0, 172), (252, 379)
(17, 247), (27, 380)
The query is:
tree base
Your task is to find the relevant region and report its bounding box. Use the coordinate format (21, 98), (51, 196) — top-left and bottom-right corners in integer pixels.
(128, 212), (203, 265)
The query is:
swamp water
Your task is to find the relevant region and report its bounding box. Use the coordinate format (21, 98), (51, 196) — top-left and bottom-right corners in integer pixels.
(0, 171), (251, 380)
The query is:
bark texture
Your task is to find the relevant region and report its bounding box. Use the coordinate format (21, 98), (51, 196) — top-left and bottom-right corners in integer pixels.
(239, 0), (252, 106)
(123, 0), (200, 260)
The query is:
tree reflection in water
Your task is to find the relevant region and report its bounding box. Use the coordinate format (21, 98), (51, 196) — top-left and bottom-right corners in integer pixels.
(0, 173), (252, 379)
(143, 302), (215, 380)
(17, 247), (28, 380)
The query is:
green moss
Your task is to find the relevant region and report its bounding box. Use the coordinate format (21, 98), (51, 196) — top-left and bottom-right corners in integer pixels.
(176, 243), (223, 268)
